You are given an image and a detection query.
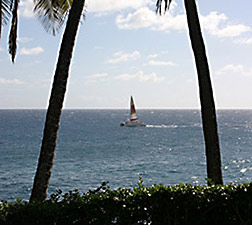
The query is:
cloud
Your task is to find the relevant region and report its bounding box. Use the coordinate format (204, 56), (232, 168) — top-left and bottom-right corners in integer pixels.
(148, 54), (158, 59)
(86, 0), (153, 13)
(215, 64), (252, 77)
(201, 11), (251, 37)
(0, 46), (3, 52)
(116, 7), (251, 39)
(0, 77), (24, 85)
(114, 71), (164, 82)
(17, 37), (33, 43)
(19, 47), (44, 55)
(107, 51), (140, 63)
(116, 7), (159, 30)
(214, 24), (251, 37)
(84, 73), (109, 83)
(234, 37), (252, 45)
(87, 73), (108, 79)
(85, 73), (108, 80)
(19, 0), (34, 18)
(116, 7), (186, 31)
(148, 60), (177, 66)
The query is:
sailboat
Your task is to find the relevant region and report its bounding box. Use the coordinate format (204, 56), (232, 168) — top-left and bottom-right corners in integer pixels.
(120, 96), (146, 127)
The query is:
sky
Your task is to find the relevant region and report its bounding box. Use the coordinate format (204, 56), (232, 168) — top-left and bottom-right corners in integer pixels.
(0, 0), (252, 109)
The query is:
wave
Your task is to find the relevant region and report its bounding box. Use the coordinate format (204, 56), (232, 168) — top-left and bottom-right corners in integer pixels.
(146, 124), (178, 128)
(146, 123), (201, 128)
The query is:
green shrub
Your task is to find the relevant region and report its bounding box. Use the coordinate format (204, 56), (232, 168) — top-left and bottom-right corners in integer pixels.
(1, 181), (252, 225)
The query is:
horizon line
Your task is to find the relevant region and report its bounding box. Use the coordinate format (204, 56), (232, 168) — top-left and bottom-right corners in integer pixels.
(1, 107), (252, 110)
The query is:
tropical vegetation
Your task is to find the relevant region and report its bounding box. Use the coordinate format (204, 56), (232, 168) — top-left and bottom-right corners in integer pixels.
(0, 0), (71, 62)
(1, 181), (252, 225)
(0, 0), (19, 62)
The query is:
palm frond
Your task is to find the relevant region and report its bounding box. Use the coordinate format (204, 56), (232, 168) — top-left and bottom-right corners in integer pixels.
(0, 0), (12, 38)
(0, 0), (2, 38)
(34, 0), (72, 35)
(60, 0), (72, 14)
(156, 0), (172, 15)
(8, 0), (18, 62)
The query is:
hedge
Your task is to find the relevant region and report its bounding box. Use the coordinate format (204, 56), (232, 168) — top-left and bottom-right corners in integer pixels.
(1, 180), (252, 225)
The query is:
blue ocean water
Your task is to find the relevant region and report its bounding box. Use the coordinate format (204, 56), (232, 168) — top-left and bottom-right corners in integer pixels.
(0, 109), (252, 201)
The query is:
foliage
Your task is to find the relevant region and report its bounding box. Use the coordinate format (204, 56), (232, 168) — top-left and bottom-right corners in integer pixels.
(33, 0), (73, 35)
(1, 181), (252, 225)
(0, 0), (12, 37)
(1, 0), (73, 62)
(8, 0), (18, 62)
(156, 0), (172, 14)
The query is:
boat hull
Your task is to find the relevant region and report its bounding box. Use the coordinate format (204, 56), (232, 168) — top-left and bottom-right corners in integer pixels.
(120, 120), (146, 127)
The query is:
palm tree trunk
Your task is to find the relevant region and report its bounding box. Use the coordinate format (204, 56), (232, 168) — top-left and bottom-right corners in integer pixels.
(184, 0), (223, 184)
(30, 0), (86, 202)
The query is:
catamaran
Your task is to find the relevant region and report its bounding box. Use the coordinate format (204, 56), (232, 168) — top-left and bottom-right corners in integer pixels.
(120, 96), (146, 127)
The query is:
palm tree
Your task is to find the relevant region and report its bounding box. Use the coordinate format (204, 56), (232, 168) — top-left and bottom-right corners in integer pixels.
(30, 0), (86, 201)
(1, 0), (85, 201)
(1, 0), (71, 62)
(0, 0), (19, 62)
(0, 0), (10, 39)
(8, 0), (18, 62)
(156, 0), (223, 184)
(1, 0), (12, 38)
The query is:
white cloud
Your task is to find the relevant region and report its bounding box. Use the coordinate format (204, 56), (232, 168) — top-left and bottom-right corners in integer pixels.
(0, 77), (24, 85)
(201, 12), (251, 37)
(85, 73), (108, 82)
(84, 73), (109, 83)
(17, 37), (33, 43)
(116, 7), (251, 39)
(148, 60), (177, 66)
(19, 0), (34, 18)
(86, 0), (153, 13)
(200, 11), (227, 34)
(215, 64), (252, 77)
(234, 37), (252, 45)
(19, 47), (44, 55)
(116, 7), (186, 31)
(148, 54), (158, 59)
(116, 7), (159, 30)
(107, 51), (140, 63)
(114, 71), (164, 82)
(215, 24), (251, 37)
(87, 73), (108, 79)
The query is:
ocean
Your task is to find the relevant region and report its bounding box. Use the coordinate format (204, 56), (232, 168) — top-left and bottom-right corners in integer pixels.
(0, 109), (252, 201)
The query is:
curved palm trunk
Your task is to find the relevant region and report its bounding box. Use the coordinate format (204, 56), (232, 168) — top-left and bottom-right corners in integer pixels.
(184, 0), (223, 184)
(30, 0), (86, 202)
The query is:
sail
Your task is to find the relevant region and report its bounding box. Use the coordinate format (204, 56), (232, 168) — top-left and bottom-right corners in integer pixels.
(120, 95), (145, 127)
(130, 96), (138, 121)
